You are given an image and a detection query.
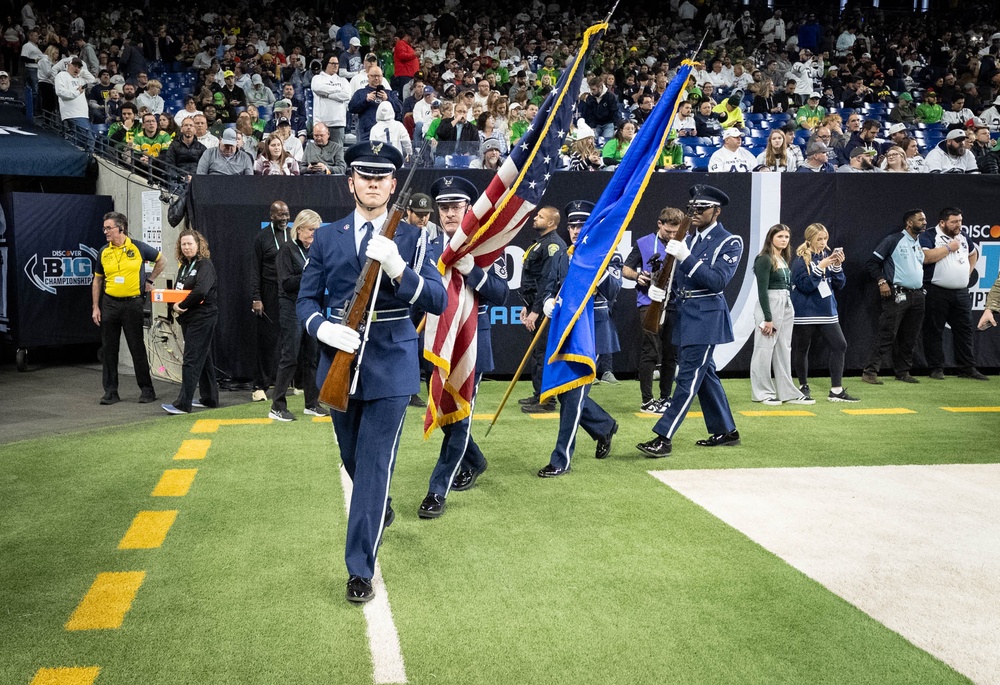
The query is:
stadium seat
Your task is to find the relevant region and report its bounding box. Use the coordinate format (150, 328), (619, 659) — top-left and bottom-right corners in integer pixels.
(745, 113), (766, 123)
(446, 155), (474, 168)
(693, 136), (720, 146)
(694, 145), (719, 157)
(684, 155), (708, 172)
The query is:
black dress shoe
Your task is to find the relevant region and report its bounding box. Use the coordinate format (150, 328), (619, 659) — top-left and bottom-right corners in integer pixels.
(537, 463), (570, 478)
(696, 430), (741, 447)
(595, 422), (618, 459)
(894, 373), (919, 383)
(408, 394), (427, 407)
(137, 390), (157, 403)
(346, 575), (374, 604)
(517, 394), (540, 406)
(99, 392), (120, 405)
(383, 505), (395, 528)
(637, 436), (672, 458)
(417, 493), (446, 519)
(521, 400), (556, 414)
(451, 461), (487, 492)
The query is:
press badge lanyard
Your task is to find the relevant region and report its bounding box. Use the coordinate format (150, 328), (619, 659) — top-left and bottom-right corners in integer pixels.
(272, 225), (289, 252)
(177, 258), (198, 287)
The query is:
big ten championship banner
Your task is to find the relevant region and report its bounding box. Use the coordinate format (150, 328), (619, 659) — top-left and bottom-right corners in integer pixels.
(3, 192), (113, 347)
(189, 172), (1000, 379)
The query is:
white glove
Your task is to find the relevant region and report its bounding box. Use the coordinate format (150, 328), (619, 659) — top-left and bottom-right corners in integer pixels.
(366, 234), (406, 279)
(317, 322), (361, 353)
(455, 254), (475, 275)
(665, 239), (691, 261)
(543, 297), (556, 317)
(648, 284), (666, 303)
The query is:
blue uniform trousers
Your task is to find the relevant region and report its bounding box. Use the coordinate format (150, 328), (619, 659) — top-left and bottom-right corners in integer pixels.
(653, 344), (736, 439)
(428, 374), (487, 496)
(549, 384), (616, 471)
(333, 394), (409, 579)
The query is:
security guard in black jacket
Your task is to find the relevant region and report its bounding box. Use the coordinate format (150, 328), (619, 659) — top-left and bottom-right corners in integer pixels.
(519, 206), (566, 413)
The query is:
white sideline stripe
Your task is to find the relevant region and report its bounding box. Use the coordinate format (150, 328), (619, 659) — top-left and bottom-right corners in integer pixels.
(338, 467), (408, 684)
(649, 463), (1000, 685)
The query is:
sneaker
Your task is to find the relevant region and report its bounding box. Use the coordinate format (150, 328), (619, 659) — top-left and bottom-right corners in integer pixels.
(191, 400), (205, 408)
(162, 403), (189, 415)
(929, 368), (945, 380)
(760, 398), (783, 406)
(799, 384), (810, 397)
(252, 389), (267, 402)
(290, 386), (304, 395)
(137, 390), (157, 404)
(591, 376), (603, 385)
(640, 399), (662, 414)
(786, 396), (816, 405)
(268, 408), (296, 422)
(601, 371), (619, 384)
(828, 388), (860, 403)
(303, 405), (328, 417)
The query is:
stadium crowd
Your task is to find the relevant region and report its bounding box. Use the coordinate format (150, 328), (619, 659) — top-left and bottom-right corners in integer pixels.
(2, 0), (1000, 175)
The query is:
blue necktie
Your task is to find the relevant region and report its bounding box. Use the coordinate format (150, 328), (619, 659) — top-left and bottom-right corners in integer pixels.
(358, 221), (372, 257)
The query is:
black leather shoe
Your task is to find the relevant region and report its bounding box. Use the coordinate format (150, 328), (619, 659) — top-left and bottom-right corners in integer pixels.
(595, 422), (618, 459)
(99, 393), (120, 405)
(408, 394), (427, 407)
(521, 400), (556, 414)
(894, 373), (919, 383)
(137, 390), (157, 403)
(929, 368), (946, 380)
(958, 369), (989, 381)
(417, 493), (446, 519)
(451, 461), (487, 492)
(637, 436), (672, 458)
(518, 394), (540, 406)
(346, 575), (374, 603)
(696, 430), (741, 447)
(383, 505), (395, 529)
(537, 463), (570, 478)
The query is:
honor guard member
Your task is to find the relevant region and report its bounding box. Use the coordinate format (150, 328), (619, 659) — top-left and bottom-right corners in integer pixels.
(297, 141), (446, 604)
(418, 176), (509, 518)
(536, 202), (620, 477)
(519, 206), (567, 413)
(92, 211), (165, 405)
(249, 200), (292, 402)
(406, 192), (436, 408)
(637, 185), (742, 458)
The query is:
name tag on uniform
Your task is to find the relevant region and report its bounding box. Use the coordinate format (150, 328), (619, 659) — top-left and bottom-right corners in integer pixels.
(818, 280), (832, 298)
(114, 276), (125, 284)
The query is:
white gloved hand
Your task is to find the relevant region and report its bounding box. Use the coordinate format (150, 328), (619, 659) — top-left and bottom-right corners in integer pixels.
(665, 239), (691, 261)
(543, 297), (556, 317)
(648, 284), (666, 303)
(317, 322), (361, 353)
(455, 254), (475, 275)
(366, 234), (406, 279)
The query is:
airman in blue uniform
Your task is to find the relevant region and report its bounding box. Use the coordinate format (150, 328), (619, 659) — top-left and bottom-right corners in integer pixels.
(418, 176), (509, 519)
(297, 141), (447, 603)
(537, 201), (620, 477)
(637, 184), (743, 458)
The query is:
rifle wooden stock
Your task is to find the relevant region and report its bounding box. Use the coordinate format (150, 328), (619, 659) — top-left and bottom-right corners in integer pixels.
(318, 194), (410, 412)
(641, 216), (692, 334)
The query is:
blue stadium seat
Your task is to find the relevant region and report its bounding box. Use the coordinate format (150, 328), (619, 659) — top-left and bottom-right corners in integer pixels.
(747, 129), (770, 140)
(694, 146), (720, 157)
(745, 113), (766, 123)
(446, 155), (475, 168)
(684, 155), (708, 172)
(693, 136), (720, 146)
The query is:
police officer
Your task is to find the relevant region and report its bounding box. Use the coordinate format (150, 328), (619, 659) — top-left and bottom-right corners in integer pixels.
(249, 200), (292, 402)
(536, 201), (620, 476)
(418, 176), (509, 518)
(637, 185), (743, 457)
(297, 141), (446, 604)
(519, 206), (567, 413)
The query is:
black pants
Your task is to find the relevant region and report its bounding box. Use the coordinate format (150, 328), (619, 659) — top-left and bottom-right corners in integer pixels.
(174, 312), (219, 412)
(254, 280), (280, 391)
(637, 305), (676, 403)
(272, 297), (319, 411)
(792, 322), (848, 386)
(864, 289), (925, 377)
(922, 284), (976, 371)
(530, 324), (549, 398)
(101, 295), (154, 396)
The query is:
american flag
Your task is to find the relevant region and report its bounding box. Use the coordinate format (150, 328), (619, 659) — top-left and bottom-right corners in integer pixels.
(423, 22), (606, 436)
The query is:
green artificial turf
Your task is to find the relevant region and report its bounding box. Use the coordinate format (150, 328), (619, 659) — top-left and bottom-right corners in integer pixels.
(2, 377), (991, 684)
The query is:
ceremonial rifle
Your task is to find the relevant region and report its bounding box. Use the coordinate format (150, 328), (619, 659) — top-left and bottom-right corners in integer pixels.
(641, 213), (693, 334)
(319, 145), (427, 412)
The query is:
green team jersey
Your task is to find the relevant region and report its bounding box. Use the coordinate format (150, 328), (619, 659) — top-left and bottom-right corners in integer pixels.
(132, 131), (173, 157)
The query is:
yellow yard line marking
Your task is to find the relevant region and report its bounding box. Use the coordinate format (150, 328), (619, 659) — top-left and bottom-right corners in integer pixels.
(151, 469), (197, 497)
(173, 439), (212, 460)
(940, 406), (1000, 413)
(473, 414), (495, 420)
(739, 410), (816, 417)
(29, 667), (101, 685)
(526, 413), (561, 420)
(118, 511), (178, 550)
(65, 572), (145, 631)
(633, 411), (703, 418)
(190, 418), (273, 433)
(312, 415), (332, 423)
(841, 408), (917, 415)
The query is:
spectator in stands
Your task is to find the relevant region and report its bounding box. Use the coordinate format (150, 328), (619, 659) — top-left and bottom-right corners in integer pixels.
(132, 112), (172, 172)
(672, 100), (697, 136)
(756, 130), (798, 172)
(19, 29), (42, 97)
(370, 100), (413, 161)
(300, 122), (346, 175)
(36, 44), (60, 114)
(340, 37), (364, 79)
(709, 128), (756, 172)
(197, 128), (253, 175)
(254, 134), (299, 176)
(0, 71), (17, 108)
(840, 77), (868, 110)
(392, 28), (419, 95)
(751, 80), (781, 115)
(712, 94), (745, 130)
(160, 118), (206, 181)
(173, 96), (200, 128)
(88, 69), (114, 122)
(795, 93), (826, 130)
(471, 138), (503, 170)
(349, 66), (401, 143)
(55, 58), (92, 149)
(273, 116), (304, 161)
(880, 122), (910, 155)
(435, 99), (480, 155)
(568, 120), (603, 171)
(774, 79), (798, 113)
(582, 74), (620, 141)
(838, 119), (879, 164)
(694, 99), (724, 138)
(901, 137), (928, 172)
(879, 146), (910, 172)
(602, 121), (636, 169)
(157, 113), (178, 140)
(135, 78), (163, 115)
(246, 74), (275, 109)
(217, 70), (246, 123)
(980, 95), (1000, 131)
(312, 52), (351, 145)
(837, 147), (878, 173)
(700, 82), (719, 107)
(235, 112), (259, 151)
(797, 140), (836, 172)
(915, 91), (943, 124)
(192, 114), (218, 149)
(412, 86), (437, 136)
(108, 102), (140, 143)
(203, 103), (225, 138)
(925, 129), (980, 173)
(940, 95), (974, 127)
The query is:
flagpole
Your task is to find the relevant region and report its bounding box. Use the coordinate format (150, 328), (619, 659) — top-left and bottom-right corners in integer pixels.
(602, 0), (622, 24)
(484, 316), (550, 438)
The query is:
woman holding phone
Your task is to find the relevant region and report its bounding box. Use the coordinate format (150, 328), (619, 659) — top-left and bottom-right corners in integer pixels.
(790, 224), (859, 402)
(751, 224), (814, 405)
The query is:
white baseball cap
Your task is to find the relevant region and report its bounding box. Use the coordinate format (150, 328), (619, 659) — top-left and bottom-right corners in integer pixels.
(722, 128), (743, 140)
